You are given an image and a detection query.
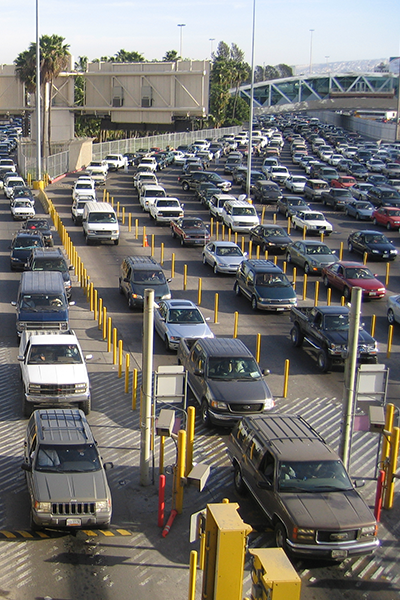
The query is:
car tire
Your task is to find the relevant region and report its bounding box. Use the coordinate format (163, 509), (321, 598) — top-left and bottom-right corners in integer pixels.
(128, 295), (134, 310)
(165, 336), (171, 352)
(290, 325), (304, 348)
(114, 239), (119, 245)
(387, 222), (391, 231)
(180, 237), (185, 246)
(373, 218), (377, 225)
(387, 308), (396, 325)
(23, 395), (33, 418)
(348, 242), (354, 253)
(286, 252), (292, 263)
(200, 400), (212, 428)
(233, 465), (247, 496)
(304, 262), (310, 274)
(80, 399), (91, 415)
(213, 263), (218, 274)
(343, 286), (351, 300)
(251, 295), (258, 311)
(182, 182), (190, 192)
(274, 522), (288, 552)
(202, 254), (207, 265)
(317, 348), (332, 373)
(171, 229), (176, 238)
(234, 282), (241, 296)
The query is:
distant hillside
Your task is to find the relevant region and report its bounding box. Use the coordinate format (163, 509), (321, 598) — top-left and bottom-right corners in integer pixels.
(294, 58), (389, 76)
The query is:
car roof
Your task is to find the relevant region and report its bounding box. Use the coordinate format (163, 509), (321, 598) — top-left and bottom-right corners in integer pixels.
(195, 337), (252, 357)
(161, 300), (196, 309)
(243, 259), (283, 273)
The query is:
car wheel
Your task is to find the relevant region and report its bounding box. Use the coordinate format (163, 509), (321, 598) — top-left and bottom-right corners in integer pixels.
(80, 399), (91, 415)
(202, 254), (207, 265)
(23, 395), (33, 418)
(118, 280), (124, 295)
(373, 218), (377, 225)
(387, 308), (395, 325)
(200, 400), (212, 428)
(343, 286), (351, 300)
(128, 295), (134, 310)
(348, 242), (354, 253)
(286, 252), (292, 263)
(234, 282), (241, 296)
(290, 325), (304, 348)
(180, 237), (185, 246)
(182, 182), (189, 192)
(274, 522), (288, 552)
(317, 348), (332, 373)
(304, 262), (310, 274)
(213, 263), (218, 274)
(355, 213), (360, 220)
(387, 222), (392, 230)
(251, 295), (258, 311)
(323, 275), (330, 288)
(285, 210), (289, 218)
(171, 229), (176, 238)
(233, 465), (247, 496)
(114, 239), (119, 245)
(165, 336), (171, 351)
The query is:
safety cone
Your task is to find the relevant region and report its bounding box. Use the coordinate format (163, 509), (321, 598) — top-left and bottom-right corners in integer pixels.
(144, 234), (149, 247)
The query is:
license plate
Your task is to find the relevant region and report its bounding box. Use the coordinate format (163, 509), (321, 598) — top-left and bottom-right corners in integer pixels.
(66, 518), (81, 527)
(331, 549), (348, 559)
(383, 253), (389, 257)
(276, 308), (285, 311)
(369, 292), (377, 296)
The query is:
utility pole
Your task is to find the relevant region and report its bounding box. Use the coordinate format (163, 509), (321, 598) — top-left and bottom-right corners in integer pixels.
(140, 288), (154, 486)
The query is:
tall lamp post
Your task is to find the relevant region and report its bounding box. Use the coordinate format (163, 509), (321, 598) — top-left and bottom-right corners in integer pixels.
(35, 0), (41, 182)
(209, 38), (215, 59)
(245, 0), (256, 199)
(177, 24), (186, 59)
(309, 29), (315, 75)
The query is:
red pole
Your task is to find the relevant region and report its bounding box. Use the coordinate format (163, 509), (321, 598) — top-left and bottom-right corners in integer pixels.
(158, 474), (166, 527)
(374, 469), (385, 522)
(162, 509), (177, 538)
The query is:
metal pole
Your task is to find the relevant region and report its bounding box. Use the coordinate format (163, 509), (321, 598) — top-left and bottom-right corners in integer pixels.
(309, 29), (315, 75)
(245, 0), (256, 199)
(35, 0), (41, 181)
(339, 286), (362, 470)
(140, 288), (154, 486)
(178, 24), (186, 58)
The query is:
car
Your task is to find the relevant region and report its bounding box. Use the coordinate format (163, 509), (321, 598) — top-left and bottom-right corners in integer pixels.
(286, 240), (337, 274)
(10, 199), (35, 220)
(330, 176), (357, 189)
(253, 181), (282, 204)
(366, 158), (385, 172)
(321, 188), (354, 210)
(72, 179), (96, 202)
(268, 165), (290, 185)
(291, 210), (333, 235)
(249, 224), (292, 254)
(367, 185), (400, 208)
(285, 175), (307, 193)
(303, 179), (330, 201)
(25, 247), (74, 299)
(4, 175), (25, 198)
(232, 165), (248, 185)
(348, 163), (369, 179)
(119, 256), (171, 309)
(241, 170), (267, 192)
(133, 171), (158, 190)
(372, 207), (400, 230)
(149, 197), (184, 223)
(22, 217), (54, 247)
(382, 163), (400, 177)
(170, 217), (210, 246)
(366, 174), (388, 187)
(202, 241), (246, 274)
(221, 199), (260, 233)
(345, 200), (374, 221)
(387, 295), (400, 325)
(154, 299), (214, 350)
(351, 182), (374, 201)
(347, 230), (398, 261)
(276, 196), (310, 218)
(234, 259), (297, 311)
(322, 261), (386, 300)
(10, 185), (35, 204)
(9, 230), (45, 271)
(328, 153), (344, 166)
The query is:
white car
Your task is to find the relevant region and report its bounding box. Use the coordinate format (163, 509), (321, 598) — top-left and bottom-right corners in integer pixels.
(202, 241), (246, 274)
(85, 167), (106, 186)
(328, 154), (344, 166)
(221, 199), (260, 233)
(171, 151), (187, 165)
(387, 295), (400, 325)
(154, 299), (213, 350)
(133, 171), (158, 190)
(86, 160), (108, 176)
(366, 159), (385, 173)
(104, 154), (128, 170)
(138, 157), (157, 172)
(11, 199), (35, 220)
(72, 180), (96, 202)
(269, 165), (290, 185)
(291, 210), (333, 235)
(149, 197), (184, 223)
(285, 175), (307, 194)
(4, 176), (25, 198)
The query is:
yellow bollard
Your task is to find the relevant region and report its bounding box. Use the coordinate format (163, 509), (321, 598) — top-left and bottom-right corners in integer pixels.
(142, 225), (147, 248)
(113, 328), (117, 364)
(214, 293), (219, 324)
(210, 218), (214, 238)
(341, 296), (345, 306)
(327, 287), (331, 306)
(175, 429), (186, 514)
(264, 249), (269, 260)
(363, 251), (368, 265)
(241, 236), (245, 253)
(103, 188), (106, 201)
(384, 426), (400, 510)
(171, 253), (175, 278)
(228, 228), (231, 242)
(102, 306), (107, 338)
(255, 333), (261, 363)
(188, 550), (197, 600)
(151, 234), (155, 257)
(339, 241), (343, 261)
(387, 325), (393, 358)
(159, 435), (165, 475)
(320, 231), (324, 243)
(233, 311), (239, 338)
(256, 245), (260, 259)
(367, 312), (375, 339)
(261, 206), (265, 224)
(314, 280), (319, 306)
(292, 266), (297, 290)
(215, 221), (219, 241)
(93, 289), (98, 321)
(90, 282), (94, 312)
(303, 225), (307, 240)
(386, 261), (390, 287)
(197, 278), (202, 305)
(222, 224), (225, 241)
(199, 531), (206, 570)
(274, 255), (278, 265)
(135, 218), (139, 239)
(128, 212), (132, 232)
(122, 206), (125, 224)
(98, 297), (103, 328)
(132, 368), (138, 410)
(125, 353), (130, 393)
(183, 264), (187, 290)
(283, 260), (287, 274)
(107, 316), (112, 351)
(273, 212), (276, 224)
(186, 406), (195, 476)
(118, 340), (123, 377)
(160, 242), (164, 265)
(116, 201), (120, 217)
(287, 216), (291, 234)
(234, 231), (238, 245)
(106, 191), (110, 203)
(381, 403), (395, 463)
(303, 273), (308, 300)
(283, 358), (290, 398)
(249, 240), (253, 259)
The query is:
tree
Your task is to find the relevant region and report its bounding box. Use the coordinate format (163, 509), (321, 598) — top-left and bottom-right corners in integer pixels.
(163, 50), (180, 62)
(224, 96), (250, 126)
(113, 49), (145, 62)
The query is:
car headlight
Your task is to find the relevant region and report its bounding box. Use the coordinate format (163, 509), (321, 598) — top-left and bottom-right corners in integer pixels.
(132, 294), (143, 300)
(75, 383), (87, 393)
(169, 336), (181, 342)
(34, 501), (52, 512)
(210, 400), (228, 410)
(360, 525), (377, 537)
(294, 528), (315, 541)
(95, 500), (111, 512)
(390, 249), (398, 254)
(161, 294), (171, 300)
(372, 250), (379, 254)
(29, 383), (41, 393)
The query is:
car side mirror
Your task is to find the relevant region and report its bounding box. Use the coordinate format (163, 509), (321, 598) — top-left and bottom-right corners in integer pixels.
(193, 368), (204, 377)
(21, 462), (31, 472)
(353, 479), (365, 489)
(103, 462), (114, 471)
(262, 369), (270, 376)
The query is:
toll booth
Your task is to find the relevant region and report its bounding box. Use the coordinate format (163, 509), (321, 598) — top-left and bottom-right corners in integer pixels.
(249, 548), (301, 600)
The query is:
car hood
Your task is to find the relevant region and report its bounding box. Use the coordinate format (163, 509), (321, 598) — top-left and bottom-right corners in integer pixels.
(325, 329), (375, 345)
(207, 377), (273, 404)
(346, 277), (383, 290)
(255, 285), (297, 301)
(34, 470), (109, 502)
(364, 242), (396, 252)
(307, 255), (336, 266)
(216, 255), (245, 266)
(264, 235), (291, 246)
(281, 489), (374, 529)
(166, 322), (214, 339)
(26, 364), (89, 384)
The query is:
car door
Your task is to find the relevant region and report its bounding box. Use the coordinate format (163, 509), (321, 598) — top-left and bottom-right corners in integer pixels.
(188, 343), (206, 402)
(154, 302), (167, 338)
(291, 242), (303, 267)
(244, 442), (277, 521)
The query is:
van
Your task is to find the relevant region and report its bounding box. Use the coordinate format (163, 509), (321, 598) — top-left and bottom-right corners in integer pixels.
(221, 199), (260, 233)
(13, 271), (73, 336)
(304, 179), (330, 201)
(119, 256), (171, 309)
(82, 201), (119, 245)
(22, 409), (113, 529)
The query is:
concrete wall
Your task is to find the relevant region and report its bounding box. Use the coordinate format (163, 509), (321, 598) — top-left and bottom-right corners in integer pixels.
(312, 110), (397, 142)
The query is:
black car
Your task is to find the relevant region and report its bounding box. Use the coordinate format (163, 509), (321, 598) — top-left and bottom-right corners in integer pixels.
(9, 230), (45, 270)
(10, 185), (35, 203)
(249, 225), (292, 254)
(253, 181), (283, 204)
(347, 230), (398, 261)
(195, 182), (220, 205)
(22, 217), (54, 247)
(241, 170), (266, 192)
(322, 188), (353, 210)
(276, 195), (309, 217)
(232, 165), (248, 185)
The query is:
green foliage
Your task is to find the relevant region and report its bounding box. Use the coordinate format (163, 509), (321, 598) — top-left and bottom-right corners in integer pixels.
(163, 50), (180, 62)
(254, 63), (293, 83)
(224, 96), (250, 126)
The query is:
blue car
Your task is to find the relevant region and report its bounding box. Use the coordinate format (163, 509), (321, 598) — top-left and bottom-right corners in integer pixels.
(345, 200), (374, 221)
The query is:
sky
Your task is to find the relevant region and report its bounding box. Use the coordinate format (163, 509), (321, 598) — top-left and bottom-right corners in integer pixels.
(1, 0), (399, 69)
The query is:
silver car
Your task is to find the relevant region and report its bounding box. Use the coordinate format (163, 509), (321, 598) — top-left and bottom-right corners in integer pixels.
(286, 240), (337, 275)
(154, 299), (214, 350)
(387, 294), (400, 325)
(202, 241), (246, 274)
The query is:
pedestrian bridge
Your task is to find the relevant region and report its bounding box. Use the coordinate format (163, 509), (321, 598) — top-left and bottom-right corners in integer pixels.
(238, 72), (399, 114)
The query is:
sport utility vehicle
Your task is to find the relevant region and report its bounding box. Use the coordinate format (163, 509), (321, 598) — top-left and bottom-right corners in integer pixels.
(119, 256), (171, 309)
(221, 200), (259, 233)
(234, 259), (297, 311)
(25, 248), (74, 299)
(228, 414), (379, 560)
(21, 409), (113, 529)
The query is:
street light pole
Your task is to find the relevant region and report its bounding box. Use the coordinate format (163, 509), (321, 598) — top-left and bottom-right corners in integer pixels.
(309, 29), (315, 75)
(177, 24), (186, 59)
(35, 0), (41, 182)
(245, 0), (256, 199)
(209, 38), (215, 59)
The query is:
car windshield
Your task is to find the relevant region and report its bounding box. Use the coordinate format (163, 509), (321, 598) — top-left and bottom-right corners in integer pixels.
(305, 213), (324, 221)
(32, 258), (68, 272)
(278, 460), (353, 492)
(20, 294), (66, 311)
(324, 314), (349, 330)
(207, 357), (261, 380)
(35, 444), (101, 473)
(355, 203), (371, 209)
(28, 343), (82, 364)
(388, 209), (400, 216)
(14, 237), (41, 249)
(215, 246), (242, 257)
(14, 201), (32, 208)
(167, 309), (203, 323)
(76, 183), (93, 190)
(345, 267), (374, 279)
(157, 200), (179, 207)
(288, 199), (304, 206)
(364, 234), (387, 244)
(89, 213), (117, 223)
(232, 207), (256, 216)
(306, 245), (332, 255)
(133, 270), (166, 284)
(182, 220), (204, 228)
(264, 228), (286, 237)
(25, 220), (48, 230)
(256, 273), (291, 287)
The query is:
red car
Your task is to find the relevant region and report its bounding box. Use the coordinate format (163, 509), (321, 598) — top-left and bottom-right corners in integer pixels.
(170, 217), (210, 246)
(372, 207), (400, 230)
(322, 261), (386, 300)
(330, 176), (357, 189)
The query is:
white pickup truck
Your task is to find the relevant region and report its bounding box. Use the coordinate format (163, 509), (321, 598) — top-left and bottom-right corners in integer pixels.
(104, 154), (128, 171)
(18, 331), (92, 417)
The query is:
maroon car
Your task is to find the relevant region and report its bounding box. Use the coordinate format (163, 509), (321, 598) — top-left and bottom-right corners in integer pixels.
(170, 217), (210, 246)
(321, 261), (386, 300)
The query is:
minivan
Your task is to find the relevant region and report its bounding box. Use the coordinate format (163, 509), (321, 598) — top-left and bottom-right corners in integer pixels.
(82, 202), (119, 245)
(119, 256), (171, 309)
(304, 179), (330, 201)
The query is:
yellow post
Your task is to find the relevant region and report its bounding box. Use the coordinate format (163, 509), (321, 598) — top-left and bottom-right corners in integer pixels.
(107, 317), (112, 351)
(381, 404), (395, 464)
(128, 212), (132, 232)
(314, 280), (319, 307)
(183, 264), (187, 290)
(122, 206), (125, 224)
(118, 340), (123, 376)
(234, 232), (238, 245)
(302, 273), (308, 300)
(175, 429), (186, 514)
(241, 236), (245, 253)
(98, 298), (103, 329)
(261, 206), (265, 224)
(273, 212), (276, 224)
(292, 266), (297, 290)
(116, 200), (120, 217)
(386, 261), (390, 287)
(215, 221), (219, 241)
(106, 191), (110, 203)
(282, 260), (287, 274)
(151, 234), (155, 257)
(135, 218), (139, 239)
(256, 245), (260, 259)
(283, 359), (290, 398)
(214, 293), (219, 323)
(341, 296), (345, 306)
(264, 250), (268, 260)
(363, 252), (368, 265)
(320, 231), (324, 243)
(132, 368), (138, 410)
(228, 229), (231, 242)
(103, 188), (106, 201)
(233, 311), (239, 338)
(111, 196), (114, 207)
(255, 333), (261, 363)
(199, 531), (206, 570)
(142, 225), (146, 248)
(102, 307), (107, 338)
(274, 255), (278, 265)
(327, 288), (331, 306)
(303, 225), (306, 240)
(93, 289), (98, 321)
(210, 218), (214, 238)
(384, 426), (400, 510)
(222, 224), (225, 241)
(197, 278), (202, 305)
(249, 240), (253, 259)
(160, 242), (164, 265)
(125, 353), (130, 393)
(171, 253), (175, 278)
(287, 216), (291, 234)
(188, 550), (197, 600)
(387, 325), (394, 358)
(339, 241), (343, 260)
(89, 282), (94, 312)
(112, 328), (118, 364)
(371, 314), (376, 338)
(159, 436), (165, 475)
(186, 406), (195, 476)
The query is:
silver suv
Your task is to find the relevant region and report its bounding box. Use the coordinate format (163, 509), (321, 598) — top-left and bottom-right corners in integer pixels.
(22, 409), (113, 530)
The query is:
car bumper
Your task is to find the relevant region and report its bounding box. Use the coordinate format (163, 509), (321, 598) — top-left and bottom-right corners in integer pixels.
(256, 300), (297, 311)
(24, 391), (90, 405)
(286, 538), (379, 559)
(32, 510), (111, 529)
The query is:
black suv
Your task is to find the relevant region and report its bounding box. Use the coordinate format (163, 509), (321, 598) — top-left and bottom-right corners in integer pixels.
(25, 247), (74, 299)
(119, 256), (171, 309)
(367, 185), (400, 207)
(228, 414), (379, 560)
(234, 259), (297, 311)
